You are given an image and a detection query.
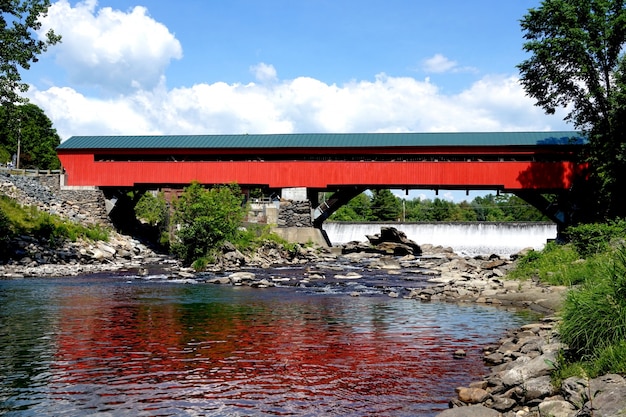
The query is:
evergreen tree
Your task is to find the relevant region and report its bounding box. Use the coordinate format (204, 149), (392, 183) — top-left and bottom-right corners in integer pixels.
(369, 189), (401, 221)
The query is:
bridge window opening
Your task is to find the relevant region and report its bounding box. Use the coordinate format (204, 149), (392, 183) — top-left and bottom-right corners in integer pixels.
(93, 153), (569, 163)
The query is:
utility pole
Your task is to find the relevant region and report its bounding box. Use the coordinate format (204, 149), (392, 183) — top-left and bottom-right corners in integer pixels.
(16, 117), (21, 169)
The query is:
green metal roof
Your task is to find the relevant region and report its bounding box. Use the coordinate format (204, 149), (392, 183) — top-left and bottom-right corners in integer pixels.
(57, 131), (586, 150)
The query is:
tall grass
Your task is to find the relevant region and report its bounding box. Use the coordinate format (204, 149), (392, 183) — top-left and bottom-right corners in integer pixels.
(0, 194), (109, 245)
(508, 241), (601, 286)
(559, 245), (626, 361)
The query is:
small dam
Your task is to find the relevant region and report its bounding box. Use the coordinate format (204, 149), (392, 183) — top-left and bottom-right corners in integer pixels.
(322, 222), (557, 257)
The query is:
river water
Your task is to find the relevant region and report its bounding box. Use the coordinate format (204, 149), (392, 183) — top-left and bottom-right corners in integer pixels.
(0, 269), (535, 417)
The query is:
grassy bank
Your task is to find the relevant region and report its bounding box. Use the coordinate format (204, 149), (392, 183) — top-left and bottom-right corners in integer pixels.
(509, 220), (626, 380)
(0, 194), (109, 253)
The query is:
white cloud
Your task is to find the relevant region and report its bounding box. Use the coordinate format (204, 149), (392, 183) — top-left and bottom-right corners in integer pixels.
(38, 0), (182, 93)
(29, 70), (571, 140)
(250, 63), (278, 83)
(422, 54), (458, 73)
(421, 54), (479, 75)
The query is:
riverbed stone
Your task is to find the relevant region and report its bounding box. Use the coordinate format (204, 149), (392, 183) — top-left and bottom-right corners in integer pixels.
(537, 399), (577, 417)
(586, 374), (626, 417)
(523, 375), (556, 401)
(501, 352), (557, 387)
(456, 387), (490, 404)
(435, 404), (500, 417)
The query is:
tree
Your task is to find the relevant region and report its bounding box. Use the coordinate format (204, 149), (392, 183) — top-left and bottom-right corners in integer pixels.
(1, 0), (60, 106)
(0, 103), (60, 168)
(171, 182), (246, 265)
(329, 192), (371, 221)
(369, 189), (401, 221)
(518, 0), (626, 220)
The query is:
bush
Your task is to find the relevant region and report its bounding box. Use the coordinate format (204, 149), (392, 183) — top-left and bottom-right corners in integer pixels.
(565, 220), (626, 258)
(559, 245), (626, 362)
(134, 191), (168, 227)
(171, 182), (246, 265)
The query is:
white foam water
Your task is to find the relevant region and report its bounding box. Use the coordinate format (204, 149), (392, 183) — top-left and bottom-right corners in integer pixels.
(323, 222), (557, 258)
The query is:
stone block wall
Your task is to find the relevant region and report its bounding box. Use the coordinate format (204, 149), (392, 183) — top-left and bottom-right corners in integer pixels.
(1, 173), (110, 226)
(277, 200), (312, 227)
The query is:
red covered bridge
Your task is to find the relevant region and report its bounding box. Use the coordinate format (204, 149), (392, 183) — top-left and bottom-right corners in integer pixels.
(56, 131), (587, 226)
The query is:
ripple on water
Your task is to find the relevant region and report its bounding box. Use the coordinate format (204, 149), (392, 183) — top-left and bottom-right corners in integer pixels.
(0, 273), (534, 417)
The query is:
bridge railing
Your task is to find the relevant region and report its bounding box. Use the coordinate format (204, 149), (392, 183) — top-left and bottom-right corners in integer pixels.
(0, 167), (63, 176)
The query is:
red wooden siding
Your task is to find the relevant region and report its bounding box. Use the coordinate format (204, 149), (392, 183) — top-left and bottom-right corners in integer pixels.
(58, 153), (581, 191)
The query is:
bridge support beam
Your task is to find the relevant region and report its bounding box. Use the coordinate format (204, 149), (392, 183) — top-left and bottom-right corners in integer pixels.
(513, 190), (571, 239)
(312, 187), (366, 228)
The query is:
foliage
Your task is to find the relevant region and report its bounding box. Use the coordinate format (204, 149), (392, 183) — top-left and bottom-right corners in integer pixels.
(518, 0), (626, 220)
(0, 103), (61, 169)
(329, 191), (549, 222)
(0, 194), (109, 246)
(559, 245), (626, 365)
(171, 182), (246, 265)
(234, 224), (299, 253)
(564, 219), (626, 257)
(369, 189), (402, 221)
(134, 191), (168, 227)
(1, 0), (61, 106)
(508, 241), (599, 286)
(331, 192), (371, 221)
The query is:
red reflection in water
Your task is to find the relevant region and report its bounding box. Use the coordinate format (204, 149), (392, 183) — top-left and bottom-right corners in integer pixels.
(50, 286), (493, 416)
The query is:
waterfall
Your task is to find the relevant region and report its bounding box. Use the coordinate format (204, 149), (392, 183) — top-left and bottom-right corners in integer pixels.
(322, 222), (557, 257)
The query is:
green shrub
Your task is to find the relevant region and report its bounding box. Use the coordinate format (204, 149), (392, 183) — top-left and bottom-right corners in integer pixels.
(171, 182), (246, 265)
(559, 245), (626, 361)
(565, 220), (626, 258)
(134, 191), (168, 227)
(508, 242), (591, 286)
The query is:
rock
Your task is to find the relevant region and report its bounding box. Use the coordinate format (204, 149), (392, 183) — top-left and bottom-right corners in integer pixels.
(537, 399), (577, 417)
(334, 272), (362, 279)
(456, 387), (490, 404)
(586, 374), (626, 417)
(523, 375), (556, 401)
(435, 404), (500, 417)
(491, 396), (517, 412)
(228, 271), (256, 284)
(365, 227), (422, 255)
(453, 349), (467, 359)
(501, 352), (557, 387)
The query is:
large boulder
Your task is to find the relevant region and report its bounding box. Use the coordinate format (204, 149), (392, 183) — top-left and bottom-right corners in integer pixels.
(366, 227), (422, 255)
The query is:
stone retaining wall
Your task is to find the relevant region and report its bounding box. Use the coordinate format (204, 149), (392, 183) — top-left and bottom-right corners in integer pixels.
(277, 200), (312, 227)
(1, 172), (110, 226)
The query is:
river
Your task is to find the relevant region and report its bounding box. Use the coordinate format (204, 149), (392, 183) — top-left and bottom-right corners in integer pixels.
(0, 268), (536, 416)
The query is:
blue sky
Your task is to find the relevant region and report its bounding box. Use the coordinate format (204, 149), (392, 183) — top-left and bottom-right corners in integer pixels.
(24, 0), (573, 201)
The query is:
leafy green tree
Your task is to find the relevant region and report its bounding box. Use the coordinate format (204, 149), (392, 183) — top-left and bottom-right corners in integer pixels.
(0, 103), (60, 168)
(369, 189), (401, 221)
(1, 0), (61, 106)
(457, 201), (478, 221)
(404, 198), (429, 221)
(518, 0), (626, 220)
(171, 182), (246, 265)
(134, 190), (169, 246)
(330, 192), (371, 221)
